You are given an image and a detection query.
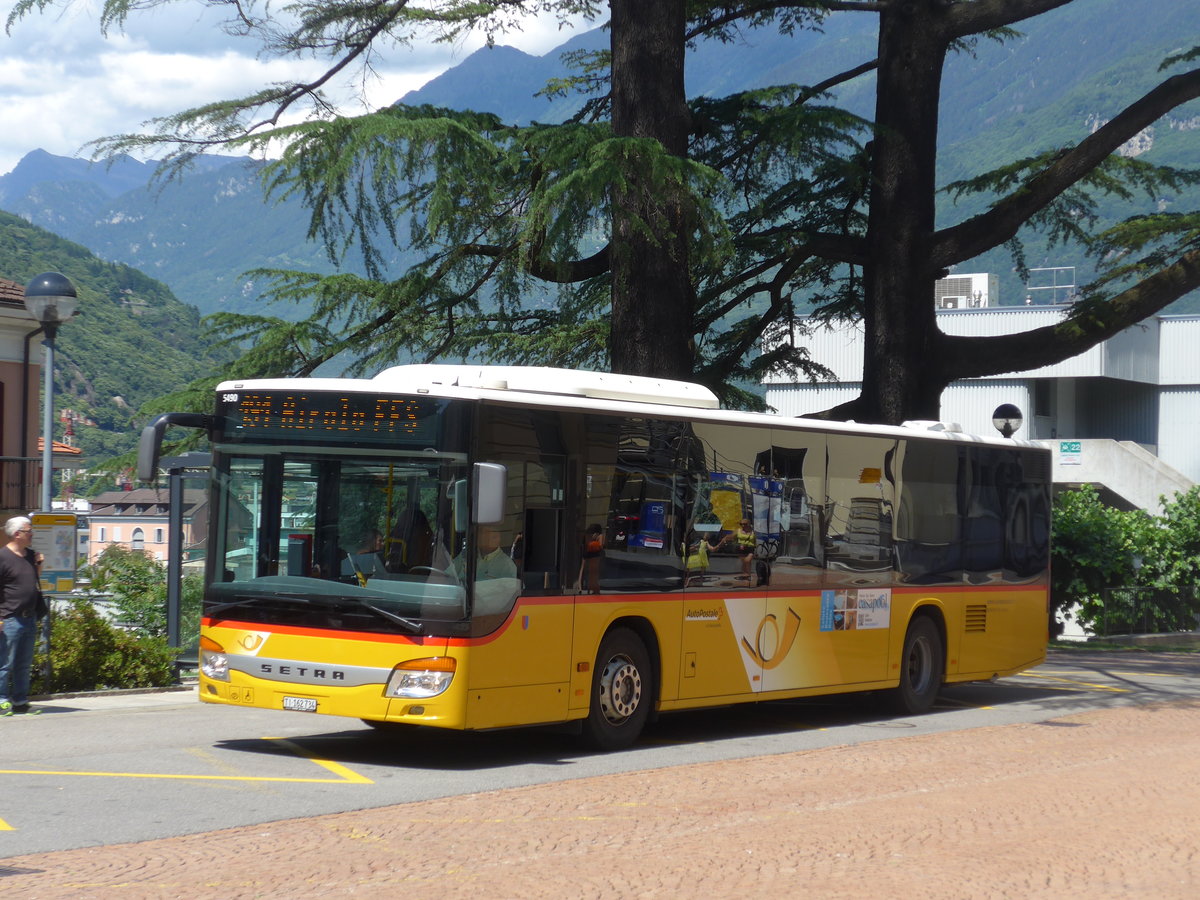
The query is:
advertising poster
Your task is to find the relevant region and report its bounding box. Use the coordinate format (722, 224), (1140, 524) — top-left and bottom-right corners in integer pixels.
(31, 512), (78, 592)
(821, 588), (892, 631)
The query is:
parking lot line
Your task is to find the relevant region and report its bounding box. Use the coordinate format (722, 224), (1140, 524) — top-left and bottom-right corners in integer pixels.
(1015, 671), (1129, 693)
(0, 737), (374, 785)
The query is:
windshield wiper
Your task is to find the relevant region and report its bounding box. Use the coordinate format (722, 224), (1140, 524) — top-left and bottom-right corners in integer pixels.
(356, 600), (423, 634)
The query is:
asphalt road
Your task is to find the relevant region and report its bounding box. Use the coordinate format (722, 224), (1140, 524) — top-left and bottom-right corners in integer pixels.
(2, 647), (1198, 859)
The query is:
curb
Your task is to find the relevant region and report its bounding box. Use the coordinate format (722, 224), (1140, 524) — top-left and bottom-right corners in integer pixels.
(31, 682), (197, 703)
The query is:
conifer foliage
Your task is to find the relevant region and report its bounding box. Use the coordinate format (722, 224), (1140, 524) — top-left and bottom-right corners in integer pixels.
(9, 0), (1199, 420)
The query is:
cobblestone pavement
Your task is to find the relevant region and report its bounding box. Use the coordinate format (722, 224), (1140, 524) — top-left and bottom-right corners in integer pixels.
(2, 701), (1198, 899)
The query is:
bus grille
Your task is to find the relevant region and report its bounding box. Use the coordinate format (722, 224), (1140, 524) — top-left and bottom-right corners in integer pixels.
(965, 604), (988, 632)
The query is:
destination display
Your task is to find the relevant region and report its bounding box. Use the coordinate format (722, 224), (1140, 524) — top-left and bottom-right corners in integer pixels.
(216, 390), (446, 446)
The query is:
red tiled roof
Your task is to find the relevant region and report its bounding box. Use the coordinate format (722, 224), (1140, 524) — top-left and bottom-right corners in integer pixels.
(0, 278), (24, 306)
(37, 438), (84, 456)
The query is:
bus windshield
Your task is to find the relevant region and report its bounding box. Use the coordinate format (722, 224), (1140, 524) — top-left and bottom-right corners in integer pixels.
(207, 448), (488, 635)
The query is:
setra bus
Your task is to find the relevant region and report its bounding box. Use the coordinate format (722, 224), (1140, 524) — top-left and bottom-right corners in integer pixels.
(138, 365), (1050, 750)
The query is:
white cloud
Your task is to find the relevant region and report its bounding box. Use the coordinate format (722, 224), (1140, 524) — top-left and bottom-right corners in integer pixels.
(0, 4), (594, 176)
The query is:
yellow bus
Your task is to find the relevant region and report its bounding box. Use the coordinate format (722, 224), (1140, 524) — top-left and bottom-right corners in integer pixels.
(139, 365), (1049, 750)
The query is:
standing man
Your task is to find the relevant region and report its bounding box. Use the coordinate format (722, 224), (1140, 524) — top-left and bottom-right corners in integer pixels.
(0, 516), (46, 715)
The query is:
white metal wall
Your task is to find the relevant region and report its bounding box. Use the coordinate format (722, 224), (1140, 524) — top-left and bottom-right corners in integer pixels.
(762, 322), (865, 384)
(1158, 388), (1200, 483)
(1159, 317), (1200, 385)
(770, 308), (1167, 386)
(763, 383), (862, 417)
(940, 380), (1034, 440)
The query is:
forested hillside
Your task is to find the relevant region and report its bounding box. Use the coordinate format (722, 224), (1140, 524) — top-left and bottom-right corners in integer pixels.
(0, 211), (233, 476)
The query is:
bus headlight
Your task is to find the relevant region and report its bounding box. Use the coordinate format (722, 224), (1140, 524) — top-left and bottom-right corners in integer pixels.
(200, 635), (230, 682)
(385, 657), (456, 698)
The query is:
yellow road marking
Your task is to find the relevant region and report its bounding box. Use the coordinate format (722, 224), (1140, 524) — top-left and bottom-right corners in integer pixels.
(1105, 671), (1178, 678)
(0, 819), (12, 830)
(263, 737), (374, 783)
(0, 769), (348, 782)
(0, 737), (373, 785)
(1035, 669), (1178, 678)
(1016, 671), (1128, 693)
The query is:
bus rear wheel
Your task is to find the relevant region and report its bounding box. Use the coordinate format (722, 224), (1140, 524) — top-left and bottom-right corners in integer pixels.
(581, 628), (652, 751)
(892, 615), (943, 714)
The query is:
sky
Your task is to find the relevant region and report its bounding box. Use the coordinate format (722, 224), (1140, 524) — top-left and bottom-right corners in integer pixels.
(0, 2), (590, 176)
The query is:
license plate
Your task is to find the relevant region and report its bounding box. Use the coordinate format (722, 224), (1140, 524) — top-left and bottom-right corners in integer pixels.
(282, 696), (318, 712)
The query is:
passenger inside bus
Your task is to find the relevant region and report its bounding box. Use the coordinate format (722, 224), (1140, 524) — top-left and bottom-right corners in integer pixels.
(452, 525), (518, 582)
(386, 506), (433, 572)
(341, 528), (386, 582)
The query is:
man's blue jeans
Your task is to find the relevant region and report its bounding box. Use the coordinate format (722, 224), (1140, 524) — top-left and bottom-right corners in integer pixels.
(0, 613), (37, 706)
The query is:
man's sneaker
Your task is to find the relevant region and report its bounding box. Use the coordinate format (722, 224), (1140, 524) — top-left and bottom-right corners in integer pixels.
(0, 701), (12, 717)
(11, 704), (38, 715)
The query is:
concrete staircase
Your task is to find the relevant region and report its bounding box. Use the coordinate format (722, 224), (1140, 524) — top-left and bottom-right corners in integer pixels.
(1046, 439), (1194, 513)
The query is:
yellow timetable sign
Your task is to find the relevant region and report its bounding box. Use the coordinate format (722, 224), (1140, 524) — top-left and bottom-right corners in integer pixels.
(31, 513), (78, 593)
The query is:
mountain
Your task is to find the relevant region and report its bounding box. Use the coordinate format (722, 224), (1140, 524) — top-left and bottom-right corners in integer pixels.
(0, 210), (234, 468)
(0, 152), (330, 318)
(0, 0), (1197, 319)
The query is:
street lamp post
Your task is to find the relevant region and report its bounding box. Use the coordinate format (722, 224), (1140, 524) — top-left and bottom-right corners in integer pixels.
(23, 272), (79, 512)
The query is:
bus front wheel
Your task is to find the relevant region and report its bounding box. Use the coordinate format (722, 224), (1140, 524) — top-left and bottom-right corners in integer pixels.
(581, 628), (652, 751)
(892, 615), (943, 714)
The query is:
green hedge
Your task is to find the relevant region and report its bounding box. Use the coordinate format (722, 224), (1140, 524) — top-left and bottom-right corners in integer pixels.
(32, 598), (179, 694)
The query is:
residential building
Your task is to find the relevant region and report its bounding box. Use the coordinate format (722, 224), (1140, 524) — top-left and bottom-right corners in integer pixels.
(85, 488), (208, 564)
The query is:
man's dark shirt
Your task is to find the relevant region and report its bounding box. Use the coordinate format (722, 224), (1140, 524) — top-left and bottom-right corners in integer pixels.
(0, 546), (41, 618)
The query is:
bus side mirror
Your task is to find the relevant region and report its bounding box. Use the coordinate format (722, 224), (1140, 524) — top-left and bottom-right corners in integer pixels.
(473, 463), (507, 525)
(136, 412), (216, 483)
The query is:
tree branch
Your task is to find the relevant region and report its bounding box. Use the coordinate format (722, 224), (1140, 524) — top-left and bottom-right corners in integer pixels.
(685, 1), (884, 42)
(460, 241), (611, 283)
(944, 0), (1075, 39)
(937, 246), (1200, 379)
(932, 67), (1200, 268)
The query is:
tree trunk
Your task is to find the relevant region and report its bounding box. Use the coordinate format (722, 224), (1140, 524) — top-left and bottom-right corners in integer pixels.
(608, 0), (695, 379)
(859, 0), (955, 424)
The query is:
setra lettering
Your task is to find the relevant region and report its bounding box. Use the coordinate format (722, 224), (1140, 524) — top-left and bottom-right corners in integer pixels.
(259, 662), (346, 681)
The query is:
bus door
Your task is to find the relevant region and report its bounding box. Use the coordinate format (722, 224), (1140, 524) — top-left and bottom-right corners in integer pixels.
(813, 432), (898, 686)
(465, 408), (575, 727)
(677, 423), (769, 700)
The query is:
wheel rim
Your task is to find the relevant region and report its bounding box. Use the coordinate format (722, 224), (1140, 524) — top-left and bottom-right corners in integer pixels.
(598, 653), (643, 725)
(907, 634), (932, 694)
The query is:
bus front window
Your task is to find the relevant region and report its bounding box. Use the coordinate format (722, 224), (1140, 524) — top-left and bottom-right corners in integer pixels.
(209, 452), (471, 634)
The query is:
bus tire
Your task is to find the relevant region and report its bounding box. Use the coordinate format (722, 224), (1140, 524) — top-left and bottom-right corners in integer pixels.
(892, 615), (943, 714)
(581, 628), (652, 751)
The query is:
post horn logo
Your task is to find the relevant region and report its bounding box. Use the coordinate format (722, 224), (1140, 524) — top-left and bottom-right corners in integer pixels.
(741, 608), (802, 669)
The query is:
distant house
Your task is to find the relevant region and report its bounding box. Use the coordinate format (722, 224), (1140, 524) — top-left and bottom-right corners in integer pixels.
(85, 488), (208, 565)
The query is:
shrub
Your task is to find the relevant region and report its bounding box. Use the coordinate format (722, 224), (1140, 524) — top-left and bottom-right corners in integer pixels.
(84, 545), (203, 651)
(1052, 485), (1200, 635)
(32, 598), (178, 694)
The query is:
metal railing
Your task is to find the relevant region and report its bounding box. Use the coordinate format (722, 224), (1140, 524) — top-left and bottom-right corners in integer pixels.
(0, 457), (40, 513)
(1097, 586), (1200, 637)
